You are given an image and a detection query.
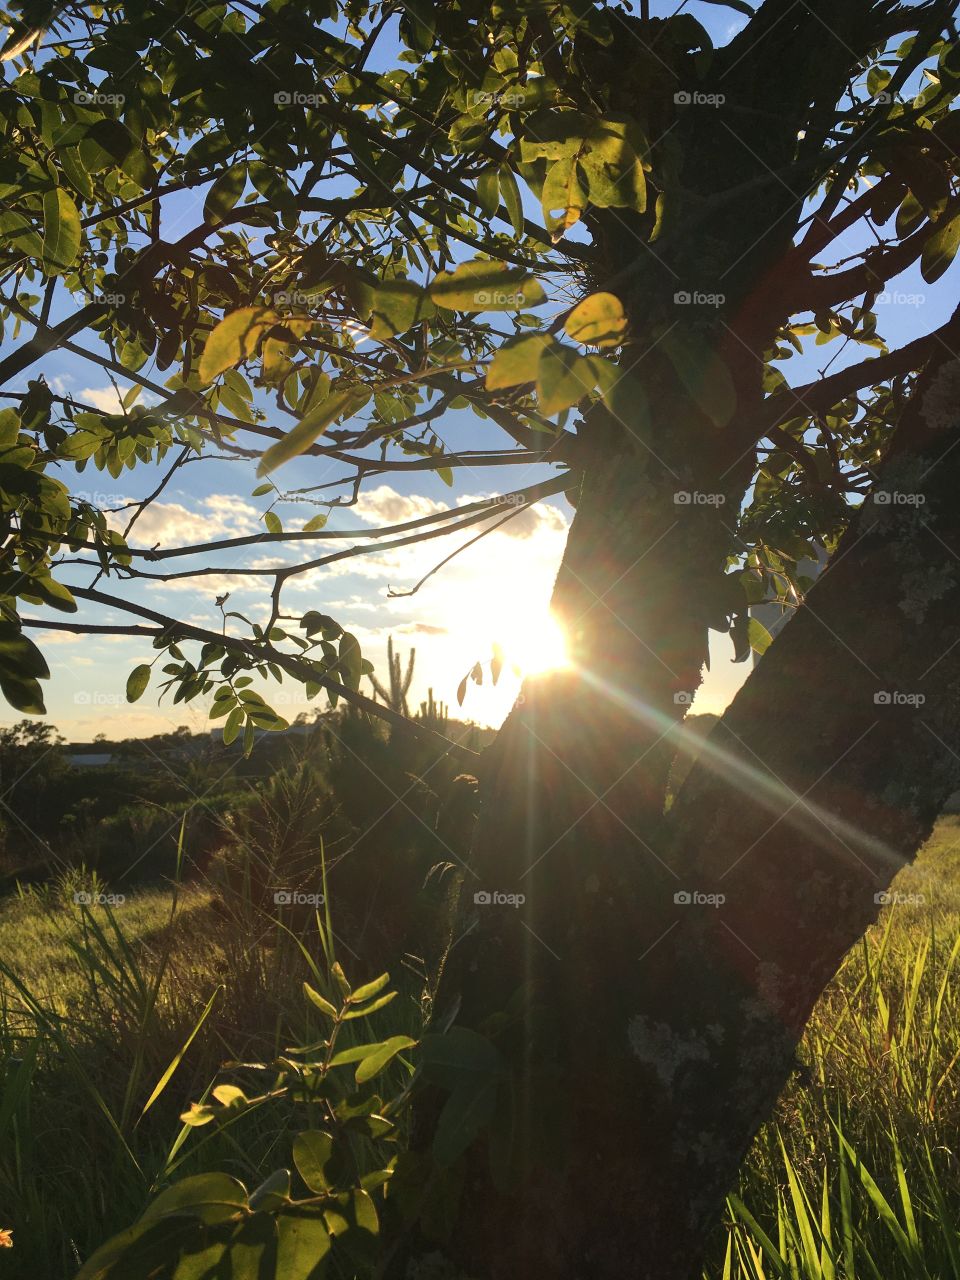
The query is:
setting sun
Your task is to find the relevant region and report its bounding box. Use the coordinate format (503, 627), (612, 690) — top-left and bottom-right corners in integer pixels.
(492, 610), (572, 679)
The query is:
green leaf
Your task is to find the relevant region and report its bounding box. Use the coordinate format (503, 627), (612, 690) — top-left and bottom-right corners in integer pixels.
(258, 385), (371, 475)
(211, 1085), (248, 1109)
(275, 1209), (332, 1278)
(577, 117), (648, 212)
(42, 187), (81, 274)
(694, 0), (754, 15)
(541, 155), (585, 236)
(303, 981), (339, 1019)
(487, 333), (550, 389)
(431, 1080), (498, 1167)
(476, 168), (500, 218)
(302, 512), (328, 532)
(264, 510), (282, 534)
(349, 972), (391, 1003)
(76, 1219), (203, 1280)
(0, 670), (46, 715)
(337, 631), (363, 691)
(293, 1130), (335, 1193)
(60, 146), (94, 201)
(327, 1041), (387, 1068)
(921, 212), (960, 283)
(565, 292), (627, 348)
(355, 1034), (416, 1084)
(140, 989), (222, 1122)
(126, 663), (151, 703)
(662, 332), (737, 427)
(420, 1027), (503, 1083)
(748, 617), (773, 656)
(536, 342), (598, 414)
(248, 1168), (290, 1212)
(519, 109), (588, 162)
(170, 1239), (228, 1279)
(203, 163), (246, 226)
(332, 961), (351, 997)
(199, 307), (279, 384)
(367, 279), (434, 341)
(498, 165), (524, 235)
(140, 1174), (248, 1225)
(430, 260), (545, 311)
(29, 575), (77, 613)
(0, 624), (49, 715)
(222, 705), (244, 745)
(342, 991), (397, 1019)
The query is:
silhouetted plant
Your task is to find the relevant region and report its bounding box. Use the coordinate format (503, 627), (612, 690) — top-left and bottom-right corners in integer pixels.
(369, 637), (415, 718)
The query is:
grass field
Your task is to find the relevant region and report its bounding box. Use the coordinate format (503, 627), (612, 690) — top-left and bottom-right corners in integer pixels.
(1, 821), (959, 1278)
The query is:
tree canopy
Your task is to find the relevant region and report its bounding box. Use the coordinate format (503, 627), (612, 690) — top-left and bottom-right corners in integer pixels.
(0, 0), (957, 735)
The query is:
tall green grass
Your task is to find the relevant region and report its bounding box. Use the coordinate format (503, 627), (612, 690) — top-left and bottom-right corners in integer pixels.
(2, 820), (959, 1277)
(0, 857), (426, 1276)
(710, 816), (960, 1278)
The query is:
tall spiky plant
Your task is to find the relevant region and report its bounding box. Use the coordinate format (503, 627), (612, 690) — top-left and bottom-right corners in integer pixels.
(418, 687), (448, 735)
(368, 637), (415, 718)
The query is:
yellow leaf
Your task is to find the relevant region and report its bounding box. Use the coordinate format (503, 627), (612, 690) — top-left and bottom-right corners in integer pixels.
(564, 293), (627, 348)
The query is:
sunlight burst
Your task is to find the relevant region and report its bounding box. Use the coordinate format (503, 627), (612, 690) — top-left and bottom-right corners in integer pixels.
(493, 609), (571, 679)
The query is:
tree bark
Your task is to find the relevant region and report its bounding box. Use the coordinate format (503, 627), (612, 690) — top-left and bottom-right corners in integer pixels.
(399, 344), (960, 1280)
(395, 4), (958, 1273)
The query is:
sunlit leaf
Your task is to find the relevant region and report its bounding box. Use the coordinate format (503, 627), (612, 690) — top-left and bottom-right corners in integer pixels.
(199, 308), (280, 384)
(564, 293), (627, 347)
(430, 261), (545, 311)
(42, 187), (81, 275)
(258, 386), (371, 475)
(125, 664), (151, 703)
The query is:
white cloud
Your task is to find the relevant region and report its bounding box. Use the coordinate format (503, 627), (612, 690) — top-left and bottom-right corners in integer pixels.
(78, 385), (158, 413)
(456, 492), (568, 540)
(160, 572), (261, 596)
(353, 485), (448, 526)
(78, 385), (126, 413)
(113, 493), (260, 548)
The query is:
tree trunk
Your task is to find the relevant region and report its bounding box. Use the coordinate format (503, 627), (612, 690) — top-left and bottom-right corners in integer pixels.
(395, 4), (957, 1270)
(400, 346), (960, 1280)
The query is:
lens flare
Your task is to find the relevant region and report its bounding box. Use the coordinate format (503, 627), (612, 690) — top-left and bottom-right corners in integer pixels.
(494, 610), (571, 678)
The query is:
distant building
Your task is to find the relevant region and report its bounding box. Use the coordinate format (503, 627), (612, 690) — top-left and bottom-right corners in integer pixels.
(68, 752), (115, 768)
